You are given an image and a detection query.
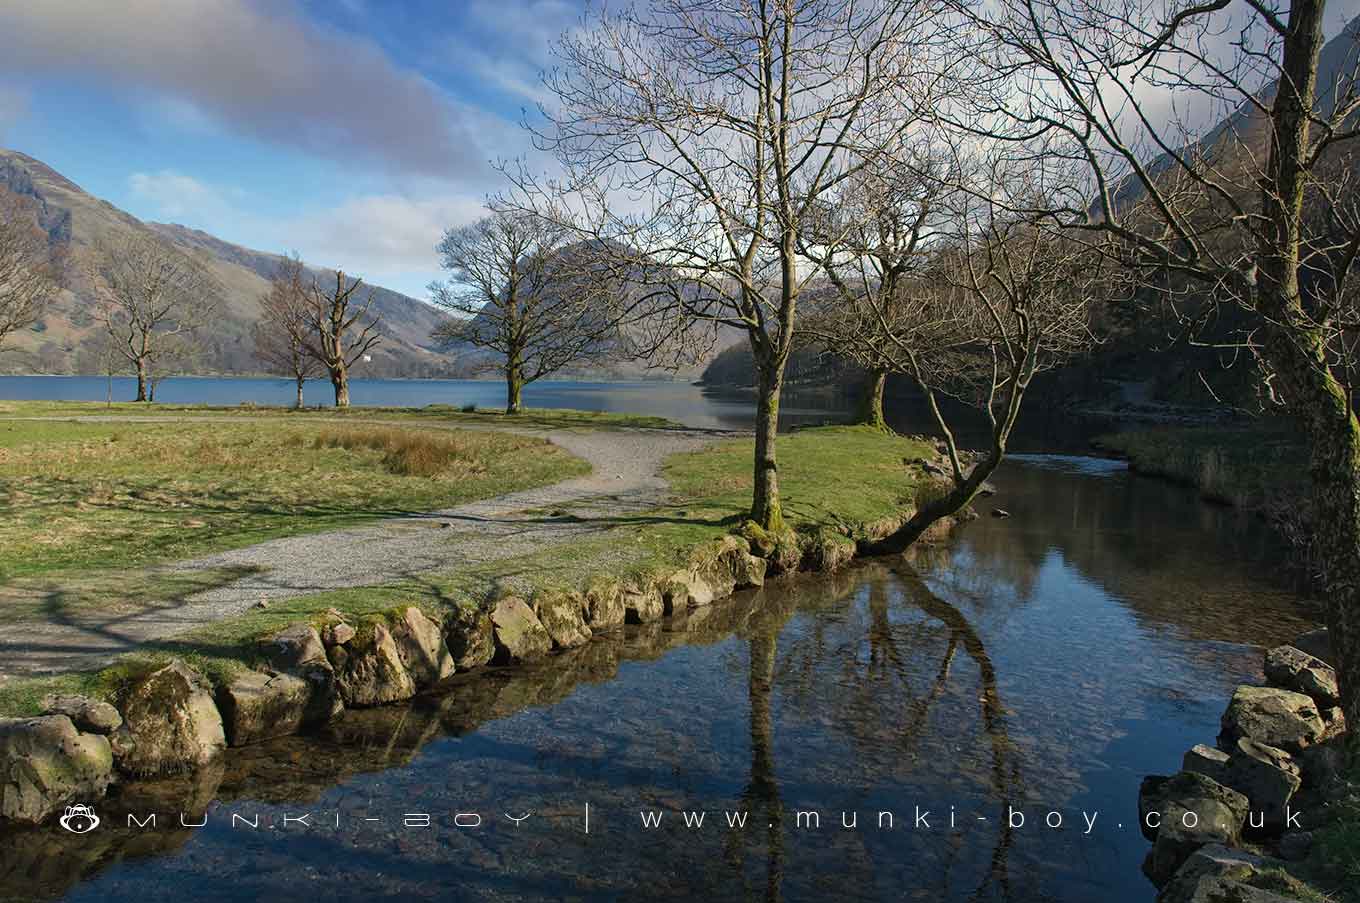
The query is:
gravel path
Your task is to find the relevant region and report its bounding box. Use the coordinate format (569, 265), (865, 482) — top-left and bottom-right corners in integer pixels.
(0, 420), (737, 679)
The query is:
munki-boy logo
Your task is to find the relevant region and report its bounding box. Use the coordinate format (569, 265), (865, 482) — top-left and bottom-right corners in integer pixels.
(59, 805), (100, 834)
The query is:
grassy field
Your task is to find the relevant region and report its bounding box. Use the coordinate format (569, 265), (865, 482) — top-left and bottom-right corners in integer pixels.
(0, 417), (589, 580)
(0, 424), (935, 716)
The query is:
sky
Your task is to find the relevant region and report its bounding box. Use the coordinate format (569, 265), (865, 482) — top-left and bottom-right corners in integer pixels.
(0, 0), (585, 299)
(0, 1), (1352, 302)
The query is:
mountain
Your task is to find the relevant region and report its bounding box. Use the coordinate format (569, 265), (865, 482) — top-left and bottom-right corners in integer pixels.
(0, 148), (457, 378)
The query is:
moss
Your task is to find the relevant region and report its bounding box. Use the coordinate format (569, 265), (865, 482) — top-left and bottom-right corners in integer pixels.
(1247, 868), (1333, 903)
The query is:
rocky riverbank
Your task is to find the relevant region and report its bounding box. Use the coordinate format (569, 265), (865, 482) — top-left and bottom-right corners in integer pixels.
(1138, 627), (1353, 901)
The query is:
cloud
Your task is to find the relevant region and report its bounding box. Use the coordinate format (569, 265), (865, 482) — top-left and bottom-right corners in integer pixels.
(0, 0), (487, 179)
(128, 170), (238, 220)
(284, 193), (486, 277)
(0, 85), (28, 141)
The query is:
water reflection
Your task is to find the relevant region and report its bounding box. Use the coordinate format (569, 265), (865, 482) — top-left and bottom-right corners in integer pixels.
(0, 457), (1320, 902)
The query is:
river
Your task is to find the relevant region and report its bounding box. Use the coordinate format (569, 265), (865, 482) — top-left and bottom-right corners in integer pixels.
(0, 453), (1317, 902)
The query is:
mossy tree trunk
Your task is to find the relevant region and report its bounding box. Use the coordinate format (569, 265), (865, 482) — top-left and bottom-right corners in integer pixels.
(295, 375), (305, 409)
(506, 359), (525, 415)
(855, 369), (889, 431)
(331, 367), (350, 407)
(134, 357), (148, 402)
(751, 360), (785, 532)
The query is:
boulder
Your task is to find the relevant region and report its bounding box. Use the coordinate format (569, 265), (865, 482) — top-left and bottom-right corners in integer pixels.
(623, 584), (664, 624)
(1160, 875), (1301, 903)
(1290, 627), (1334, 668)
(659, 570), (715, 613)
(260, 623), (331, 673)
(1277, 831), (1313, 862)
(110, 660), (226, 776)
(1263, 645), (1340, 708)
(1219, 686), (1325, 754)
(489, 596), (553, 664)
(327, 622), (417, 707)
(583, 581), (626, 631)
(1220, 738), (1301, 831)
(1298, 734), (1349, 788)
(40, 695), (122, 735)
(322, 622), (356, 647)
(1182, 744), (1230, 783)
(1319, 706), (1347, 742)
(532, 592), (592, 650)
(216, 670), (341, 746)
(444, 604), (495, 671)
(0, 715), (114, 824)
(388, 607), (456, 687)
(1156, 844), (1282, 903)
(1141, 771), (1250, 886)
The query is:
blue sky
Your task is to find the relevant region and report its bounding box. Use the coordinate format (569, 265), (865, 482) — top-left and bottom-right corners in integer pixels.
(0, 0), (585, 298)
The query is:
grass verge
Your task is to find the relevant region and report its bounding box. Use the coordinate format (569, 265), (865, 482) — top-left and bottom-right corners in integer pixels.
(0, 425), (935, 717)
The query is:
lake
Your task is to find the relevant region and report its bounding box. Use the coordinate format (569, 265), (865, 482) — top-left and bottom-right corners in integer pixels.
(0, 455), (1316, 902)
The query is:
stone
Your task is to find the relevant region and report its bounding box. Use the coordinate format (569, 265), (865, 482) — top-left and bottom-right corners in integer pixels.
(583, 582), (626, 631)
(110, 660), (226, 777)
(1160, 876), (1302, 903)
(1182, 744), (1230, 783)
(532, 592), (592, 650)
(41, 695), (122, 735)
(216, 670), (341, 746)
(1140, 771), (1250, 886)
(1263, 644), (1340, 708)
(623, 584), (664, 624)
(489, 596), (553, 664)
(388, 607), (456, 687)
(444, 604), (495, 671)
(1220, 738), (1301, 831)
(1277, 831), (1313, 861)
(0, 715), (114, 824)
(735, 553), (768, 589)
(1319, 706), (1347, 742)
(659, 569), (715, 613)
(328, 622), (417, 707)
(1155, 844), (1277, 903)
(1290, 627), (1334, 668)
(1219, 685), (1325, 754)
(322, 622), (356, 646)
(260, 623), (331, 673)
(1298, 734), (1349, 788)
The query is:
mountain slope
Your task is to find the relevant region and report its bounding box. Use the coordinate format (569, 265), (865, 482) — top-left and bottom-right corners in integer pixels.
(0, 149), (456, 378)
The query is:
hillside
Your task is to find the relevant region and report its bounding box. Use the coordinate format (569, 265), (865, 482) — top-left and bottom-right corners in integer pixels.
(0, 149), (456, 378)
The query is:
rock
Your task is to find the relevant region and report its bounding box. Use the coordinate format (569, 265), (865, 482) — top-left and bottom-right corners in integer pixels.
(260, 623), (331, 673)
(110, 660), (226, 777)
(659, 570), (715, 613)
(1141, 771), (1250, 886)
(1140, 775), (1171, 841)
(623, 584), (664, 624)
(327, 622), (417, 707)
(1277, 831), (1313, 861)
(735, 553), (768, 588)
(41, 695), (122, 735)
(583, 581), (626, 631)
(1290, 627), (1334, 668)
(1182, 744), (1230, 783)
(991, 508), (1010, 518)
(444, 604), (495, 671)
(1220, 738), (1301, 831)
(1263, 644), (1340, 707)
(1219, 686), (1325, 754)
(489, 596), (553, 664)
(387, 607), (456, 687)
(216, 670), (341, 746)
(1160, 875), (1301, 903)
(1156, 844), (1278, 903)
(252, 599), (268, 610)
(532, 592), (592, 650)
(0, 715), (114, 824)
(322, 622), (356, 646)
(1319, 706), (1347, 742)
(802, 533), (856, 573)
(1298, 734), (1349, 788)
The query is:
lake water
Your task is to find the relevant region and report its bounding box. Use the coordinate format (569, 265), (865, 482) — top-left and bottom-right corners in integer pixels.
(0, 455), (1317, 902)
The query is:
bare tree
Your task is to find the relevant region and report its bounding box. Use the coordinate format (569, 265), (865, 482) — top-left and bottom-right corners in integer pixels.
(87, 231), (221, 402)
(525, 0), (961, 531)
(299, 268), (381, 407)
(429, 207), (645, 414)
(959, 0), (1360, 729)
(0, 189), (64, 353)
(254, 252), (320, 408)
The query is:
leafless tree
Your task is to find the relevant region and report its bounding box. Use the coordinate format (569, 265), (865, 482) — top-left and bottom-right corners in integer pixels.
(429, 207), (650, 414)
(0, 189), (64, 353)
(86, 231), (221, 402)
(523, 0), (964, 531)
(299, 268), (381, 407)
(254, 252), (320, 408)
(957, 0), (1360, 729)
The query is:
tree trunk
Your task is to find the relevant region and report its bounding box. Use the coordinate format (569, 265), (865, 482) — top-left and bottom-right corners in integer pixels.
(135, 358), (148, 402)
(295, 375), (305, 409)
(751, 366), (784, 531)
(506, 366), (524, 415)
(863, 450), (1002, 556)
(331, 366), (349, 407)
(856, 369), (889, 431)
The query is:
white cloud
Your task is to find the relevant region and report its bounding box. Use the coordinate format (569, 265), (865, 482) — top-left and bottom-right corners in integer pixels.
(128, 170), (240, 220)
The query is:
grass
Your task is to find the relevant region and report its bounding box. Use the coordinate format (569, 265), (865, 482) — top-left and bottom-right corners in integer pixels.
(1096, 421), (1306, 508)
(0, 424), (935, 717)
(0, 399), (681, 431)
(0, 418), (588, 580)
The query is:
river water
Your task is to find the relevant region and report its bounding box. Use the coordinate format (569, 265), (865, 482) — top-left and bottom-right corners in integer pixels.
(0, 453), (1317, 902)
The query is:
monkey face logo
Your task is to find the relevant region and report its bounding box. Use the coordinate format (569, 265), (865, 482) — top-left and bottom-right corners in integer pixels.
(59, 805), (100, 834)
